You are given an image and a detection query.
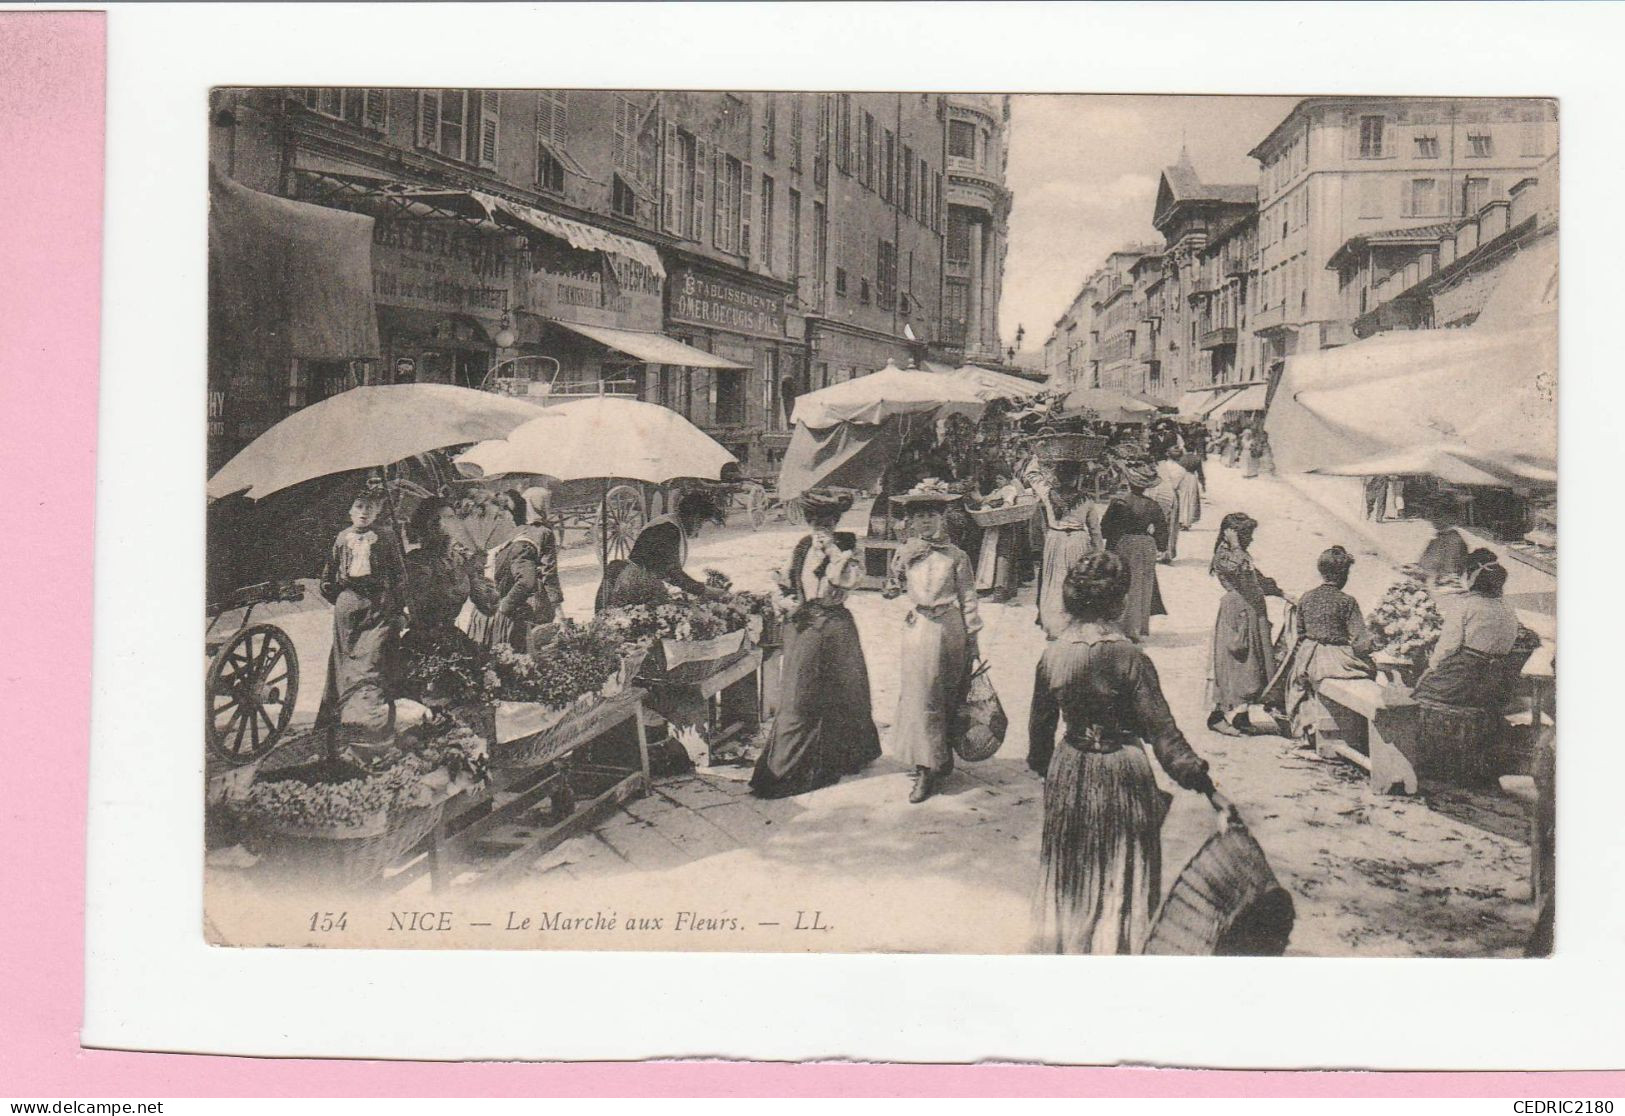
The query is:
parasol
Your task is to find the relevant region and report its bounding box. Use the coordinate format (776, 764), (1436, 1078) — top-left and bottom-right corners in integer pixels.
(207, 383), (548, 501)
(1060, 387), (1160, 424)
(943, 364), (1048, 401)
(456, 395), (736, 484)
(790, 361), (987, 429)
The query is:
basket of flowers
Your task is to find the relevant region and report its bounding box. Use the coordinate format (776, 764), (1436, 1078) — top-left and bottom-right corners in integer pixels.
(231, 722), (487, 888)
(597, 589), (757, 686)
(477, 623), (630, 769)
(1367, 574), (1445, 686)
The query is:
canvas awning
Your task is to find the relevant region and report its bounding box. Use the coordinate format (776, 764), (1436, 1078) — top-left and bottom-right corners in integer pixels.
(1207, 384), (1270, 418)
(790, 362), (987, 428)
(546, 320), (749, 369)
(1175, 388), (1241, 418)
(476, 193), (666, 279)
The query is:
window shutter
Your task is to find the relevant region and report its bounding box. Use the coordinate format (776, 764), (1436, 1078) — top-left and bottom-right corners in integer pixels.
(479, 90), (500, 169)
(712, 151), (726, 250)
(613, 96), (630, 171)
(549, 91), (568, 147)
(692, 138), (710, 243)
(661, 121), (679, 234)
(416, 90), (439, 149)
(740, 163), (755, 260)
(364, 89), (389, 131)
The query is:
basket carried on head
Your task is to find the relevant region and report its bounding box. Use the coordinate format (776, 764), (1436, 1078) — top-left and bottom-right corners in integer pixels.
(1033, 432), (1108, 464)
(1143, 818), (1295, 956)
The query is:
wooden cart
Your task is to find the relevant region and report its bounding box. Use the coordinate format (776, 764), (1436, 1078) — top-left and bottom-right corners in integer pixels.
(204, 579), (304, 765)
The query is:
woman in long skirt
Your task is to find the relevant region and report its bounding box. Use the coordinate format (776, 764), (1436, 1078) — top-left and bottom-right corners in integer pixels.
(317, 490), (406, 746)
(1029, 551), (1233, 954)
(1177, 448), (1204, 528)
(1206, 512), (1287, 735)
(1265, 546), (1376, 740)
(1019, 458), (1104, 639)
(751, 488), (882, 799)
(1101, 460), (1169, 641)
(1241, 428), (1260, 479)
(886, 487), (983, 804)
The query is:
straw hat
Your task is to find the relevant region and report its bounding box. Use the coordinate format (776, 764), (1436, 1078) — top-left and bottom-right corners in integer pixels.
(891, 478), (963, 508)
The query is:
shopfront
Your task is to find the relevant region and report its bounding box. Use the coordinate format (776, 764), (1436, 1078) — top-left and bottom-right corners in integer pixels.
(665, 263), (795, 476)
(809, 319), (919, 387)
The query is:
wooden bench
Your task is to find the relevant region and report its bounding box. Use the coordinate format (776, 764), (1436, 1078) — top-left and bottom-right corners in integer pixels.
(1315, 677), (1422, 795)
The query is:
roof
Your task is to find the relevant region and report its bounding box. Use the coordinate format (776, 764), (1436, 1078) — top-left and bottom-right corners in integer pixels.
(1326, 222), (1460, 271)
(1153, 150), (1257, 231)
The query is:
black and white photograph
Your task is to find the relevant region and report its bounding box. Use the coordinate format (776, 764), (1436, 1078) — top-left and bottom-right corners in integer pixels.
(202, 87), (1557, 958)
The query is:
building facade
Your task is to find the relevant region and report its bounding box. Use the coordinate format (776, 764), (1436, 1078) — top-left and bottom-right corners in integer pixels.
(1249, 96), (1557, 379)
(208, 88), (1011, 476)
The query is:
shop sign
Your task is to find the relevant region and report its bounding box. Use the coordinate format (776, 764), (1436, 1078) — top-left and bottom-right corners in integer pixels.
(518, 238), (663, 331)
(668, 267), (786, 340)
(371, 219), (513, 319)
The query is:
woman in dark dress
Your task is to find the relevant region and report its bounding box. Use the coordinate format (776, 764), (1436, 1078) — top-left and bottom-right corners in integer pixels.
(402, 498), (497, 635)
(750, 488), (882, 798)
(1029, 552), (1233, 954)
(1206, 512), (1287, 736)
(1100, 459), (1168, 641)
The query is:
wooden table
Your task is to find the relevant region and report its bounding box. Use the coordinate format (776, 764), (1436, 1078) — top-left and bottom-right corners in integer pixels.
(644, 647), (765, 764)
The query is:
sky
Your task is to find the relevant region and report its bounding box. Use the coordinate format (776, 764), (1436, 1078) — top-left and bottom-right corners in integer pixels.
(998, 94), (1298, 354)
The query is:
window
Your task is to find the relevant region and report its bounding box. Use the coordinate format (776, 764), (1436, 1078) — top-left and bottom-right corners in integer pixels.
(762, 95), (776, 157)
(861, 112), (875, 189)
(813, 201), (828, 304)
(918, 157), (929, 222)
(417, 89), (498, 166)
(1358, 114), (1385, 158)
(876, 239), (897, 310)
(901, 144), (914, 216)
(712, 153), (746, 254)
(934, 173), (943, 232)
(836, 93), (852, 174)
(1414, 134), (1440, 158)
(1461, 176), (1490, 216)
(612, 94), (656, 194)
(947, 208), (972, 264)
(834, 266), (847, 297)
(715, 370), (746, 426)
(949, 119), (975, 159)
(535, 91), (571, 189)
(760, 174), (775, 271)
(1467, 132), (1493, 158)
(882, 129), (895, 202)
(815, 96), (831, 185)
(788, 188), (802, 280)
(859, 277), (871, 306)
(300, 88), (388, 131)
(612, 174), (637, 218)
(665, 128), (697, 236)
(761, 348), (783, 432)
(789, 100), (802, 172)
(1359, 176), (1383, 219)
(1520, 113), (1545, 157)
(1404, 177), (1438, 217)
(538, 146), (565, 193)
(944, 280), (968, 342)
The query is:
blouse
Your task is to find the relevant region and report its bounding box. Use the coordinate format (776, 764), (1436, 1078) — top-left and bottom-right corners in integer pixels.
(628, 517), (708, 597)
(321, 526), (404, 604)
(1210, 543), (1281, 611)
(1027, 622), (1214, 794)
(891, 540), (983, 635)
(784, 533), (862, 606)
(1430, 591), (1521, 668)
(1296, 584), (1375, 652)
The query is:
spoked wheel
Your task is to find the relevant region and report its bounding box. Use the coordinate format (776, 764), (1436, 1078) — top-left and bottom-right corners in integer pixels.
(743, 482), (770, 530)
(591, 484), (647, 566)
(206, 623), (299, 764)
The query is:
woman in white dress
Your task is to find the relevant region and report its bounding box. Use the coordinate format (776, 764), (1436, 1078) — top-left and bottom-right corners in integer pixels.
(885, 485), (983, 804)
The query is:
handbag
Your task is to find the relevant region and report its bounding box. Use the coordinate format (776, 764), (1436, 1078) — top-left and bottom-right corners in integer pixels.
(951, 656), (1008, 762)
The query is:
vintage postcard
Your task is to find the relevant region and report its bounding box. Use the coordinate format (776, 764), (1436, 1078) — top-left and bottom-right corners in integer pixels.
(203, 87), (1556, 957)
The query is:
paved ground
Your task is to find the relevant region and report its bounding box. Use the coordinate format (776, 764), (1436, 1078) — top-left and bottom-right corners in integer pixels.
(229, 461), (1538, 956)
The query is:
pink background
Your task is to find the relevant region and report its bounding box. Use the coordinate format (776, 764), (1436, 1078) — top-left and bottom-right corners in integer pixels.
(0, 7), (1619, 1098)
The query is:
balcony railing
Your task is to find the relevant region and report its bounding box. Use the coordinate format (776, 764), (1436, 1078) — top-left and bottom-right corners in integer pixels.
(1200, 326), (1238, 350)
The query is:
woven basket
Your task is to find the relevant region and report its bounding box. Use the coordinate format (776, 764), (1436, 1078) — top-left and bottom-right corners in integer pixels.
(1143, 823), (1295, 956)
(968, 502), (1039, 528)
(1416, 700), (1505, 784)
(254, 799), (447, 890)
(1034, 432), (1108, 464)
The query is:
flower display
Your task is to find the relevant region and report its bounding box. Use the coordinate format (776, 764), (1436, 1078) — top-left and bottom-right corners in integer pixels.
(486, 623), (624, 708)
(1367, 576), (1445, 661)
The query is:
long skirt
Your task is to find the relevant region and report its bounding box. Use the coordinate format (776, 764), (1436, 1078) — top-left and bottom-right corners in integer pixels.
(1032, 742), (1169, 954)
(886, 606), (967, 773)
(1177, 472), (1202, 528)
(1206, 590), (1274, 718)
(1243, 452), (1260, 479)
(1113, 534), (1166, 640)
(1150, 485), (1181, 560)
(1279, 640), (1374, 738)
(318, 587), (398, 743)
(1413, 647), (1513, 711)
(750, 604), (882, 798)
(975, 523), (1024, 593)
(1038, 527), (1099, 638)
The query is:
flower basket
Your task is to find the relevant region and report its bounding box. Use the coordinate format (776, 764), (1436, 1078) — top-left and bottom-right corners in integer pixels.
(1034, 432), (1107, 464)
(968, 502), (1039, 528)
(254, 798), (449, 889)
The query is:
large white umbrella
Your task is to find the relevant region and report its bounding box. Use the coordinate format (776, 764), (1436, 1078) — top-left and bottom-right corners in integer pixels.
(944, 364), (1047, 401)
(456, 395), (736, 484)
(790, 361), (987, 429)
(207, 383), (550, 500)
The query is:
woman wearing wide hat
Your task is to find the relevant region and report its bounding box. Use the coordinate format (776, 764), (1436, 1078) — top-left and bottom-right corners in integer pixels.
(1100, 457), (1169, 641)
(885, 483), (984, 804)
(750, 488), (882, 799)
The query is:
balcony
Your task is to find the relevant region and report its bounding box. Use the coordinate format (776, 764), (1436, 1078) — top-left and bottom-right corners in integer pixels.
(1225, 256), (1254, 278)
(1200, 326), (1238, 350)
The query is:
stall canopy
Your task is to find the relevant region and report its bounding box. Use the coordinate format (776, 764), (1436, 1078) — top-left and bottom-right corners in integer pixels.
(546, 320), (749, 369)
(1206, 383), (1270, 420)
(1175, 388), (1242, 419)
(1266, 314), (1556, 490)
(944, 364), (1048, 400)
(778, 361), (988, 501)
(1061, 387), (1160, 423)
(209, 168), (380, 361)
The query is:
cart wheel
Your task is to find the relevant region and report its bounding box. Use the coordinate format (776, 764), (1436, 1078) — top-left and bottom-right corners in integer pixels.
(744, 482), (770, 530)
(206, 623), (299, 764)
(594, 484), (646, 566)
